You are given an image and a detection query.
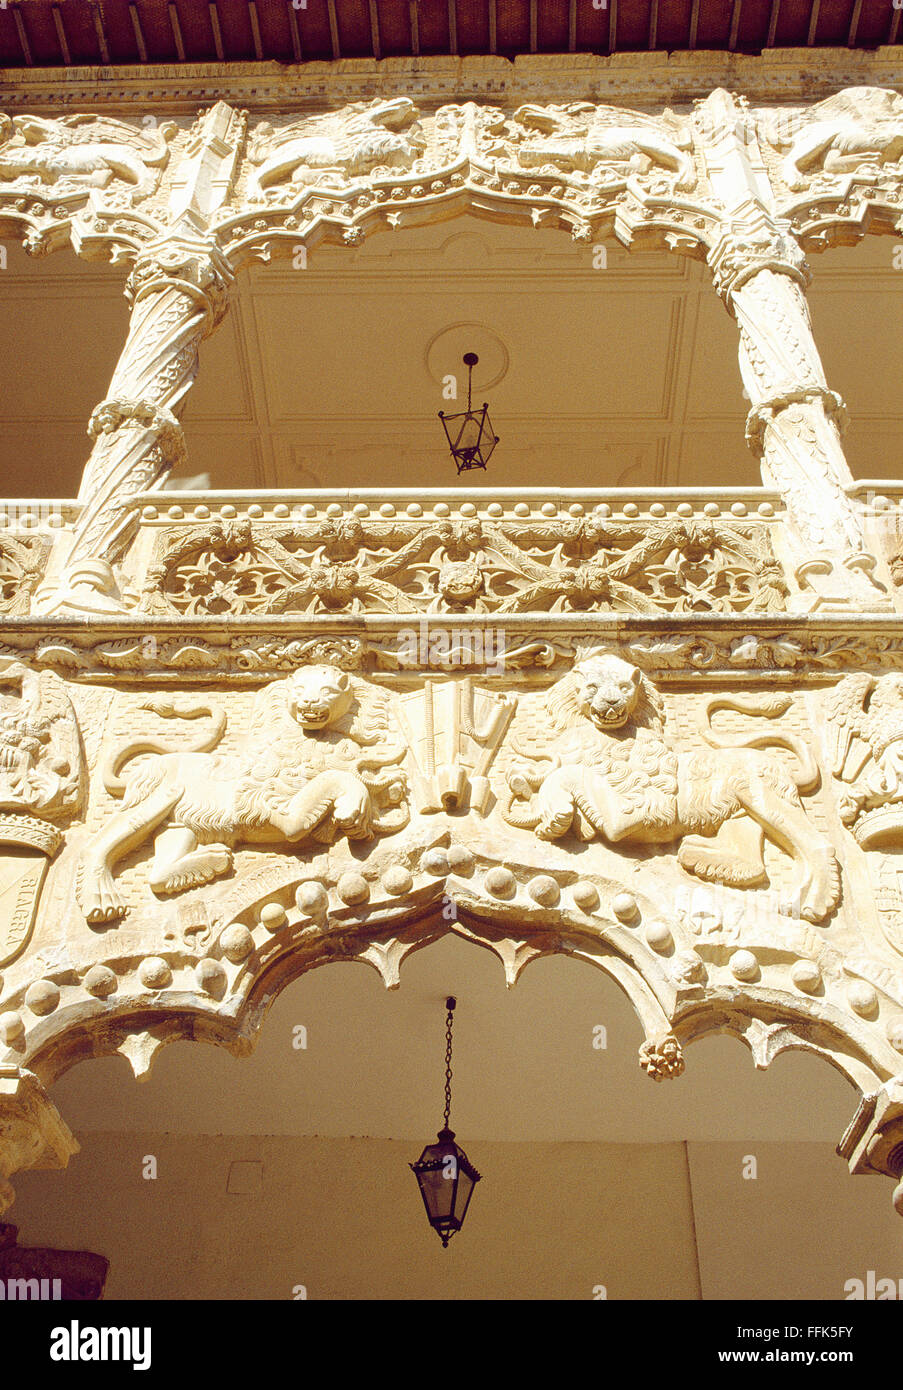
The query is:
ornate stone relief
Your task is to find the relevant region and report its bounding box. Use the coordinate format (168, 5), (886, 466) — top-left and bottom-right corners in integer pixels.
(138, 514), (789, 619)
(0, 113), (176, 197)
(0, 642), (902, 1211)
(246, 97), (426, 194)
(500, 654), (840, 922)
(76, 665), (407, 924)
(0, 112), (177, 255)
(0, 533), (48, 617)
(766, 88), (903, 193)
(0, 659), (85, 974)
(218, 96), (717, 267)
(3, 76), (903, 1217)
(479, 101), (697, 190)
(825, 673), (903, 848)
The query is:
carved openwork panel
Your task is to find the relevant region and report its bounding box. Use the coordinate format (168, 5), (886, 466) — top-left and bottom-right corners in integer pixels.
(137, 508), (789, 619)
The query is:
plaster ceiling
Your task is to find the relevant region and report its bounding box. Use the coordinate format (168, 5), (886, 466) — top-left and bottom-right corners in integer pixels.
(2, 220), (902, 499)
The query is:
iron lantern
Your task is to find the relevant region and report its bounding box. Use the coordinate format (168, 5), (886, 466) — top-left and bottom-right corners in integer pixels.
(438, 352), (499, 474)
(410, 997), (481, 1248)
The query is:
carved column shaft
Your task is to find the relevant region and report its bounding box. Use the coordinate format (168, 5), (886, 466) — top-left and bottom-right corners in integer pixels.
(695, 89), (886, 608)
(69, 239), (233, 576)
(708, 225), (888, 607)
(714, 247), (862, 558)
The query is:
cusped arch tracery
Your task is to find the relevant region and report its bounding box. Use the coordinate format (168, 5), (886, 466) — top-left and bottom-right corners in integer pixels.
(4, 841), (901, 1097)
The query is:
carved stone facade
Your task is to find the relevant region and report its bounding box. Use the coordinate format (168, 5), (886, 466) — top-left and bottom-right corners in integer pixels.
(3, 57), (903, 1227)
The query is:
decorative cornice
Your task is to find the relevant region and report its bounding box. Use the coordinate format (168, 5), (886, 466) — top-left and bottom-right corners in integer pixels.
(3, 614), (903, 682)
(1, 52), (903, 112)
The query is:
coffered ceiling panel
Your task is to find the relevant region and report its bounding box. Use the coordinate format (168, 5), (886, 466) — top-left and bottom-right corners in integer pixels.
(1, 221), (902, 497)
(180, 306), (255, 424)
(684, 291), (751, 424)
(250, 284), (678, 426)
(808, 249), (903, 419)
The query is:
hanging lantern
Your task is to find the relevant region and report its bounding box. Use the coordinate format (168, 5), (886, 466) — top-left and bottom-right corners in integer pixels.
(438, 352), (499, 474)
(409, 997), (482, 1248)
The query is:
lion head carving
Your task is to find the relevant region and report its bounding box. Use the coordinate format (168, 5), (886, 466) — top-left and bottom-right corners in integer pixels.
(285, 665), (354, 731)
(546, 654), (665, 735)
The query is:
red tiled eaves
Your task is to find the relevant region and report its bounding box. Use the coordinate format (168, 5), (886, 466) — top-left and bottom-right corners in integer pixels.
(0, 0), (901, 68)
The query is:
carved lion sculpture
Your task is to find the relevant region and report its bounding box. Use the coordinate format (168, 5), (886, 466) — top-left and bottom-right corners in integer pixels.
(77, 666), (407, 924)
(247, 98), (426, 194)
(767, 87), (903, 192)
(502, 654), (840, 924)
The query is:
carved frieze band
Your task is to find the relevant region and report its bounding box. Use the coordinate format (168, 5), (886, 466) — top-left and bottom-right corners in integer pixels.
(2, 650), (903, 1177)
(0, 88), (902, 265)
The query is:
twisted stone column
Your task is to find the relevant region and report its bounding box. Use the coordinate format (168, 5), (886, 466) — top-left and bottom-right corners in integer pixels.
(709, 219), (889, 609)
(38, 234), (233, 615)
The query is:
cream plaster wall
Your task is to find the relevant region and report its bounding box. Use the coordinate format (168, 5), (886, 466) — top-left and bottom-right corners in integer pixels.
(10, 1133), (901, 1300)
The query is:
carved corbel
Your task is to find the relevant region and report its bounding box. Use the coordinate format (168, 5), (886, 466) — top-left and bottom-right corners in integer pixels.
(35, 234), (234, 616)
(839, 1079), (903, 1217)
(0, 1067), (79, 1217)
(639, 1033), (686, 1082)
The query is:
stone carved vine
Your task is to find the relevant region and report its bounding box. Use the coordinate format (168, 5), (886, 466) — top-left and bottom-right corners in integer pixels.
(0, 534), (48, 617)
(142, 515), (789, 618)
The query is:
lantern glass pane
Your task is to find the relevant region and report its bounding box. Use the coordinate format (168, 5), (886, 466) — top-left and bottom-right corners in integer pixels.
(454, 414), (483, 453)
(454, 1167), (476, 1222)
(431, 1165), (457, 1221)
(439, 413), (457, 450)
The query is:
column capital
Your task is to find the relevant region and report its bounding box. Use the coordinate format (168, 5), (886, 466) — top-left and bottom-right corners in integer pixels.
(126, 234), (234, 329)
(708, 211), (810, 306)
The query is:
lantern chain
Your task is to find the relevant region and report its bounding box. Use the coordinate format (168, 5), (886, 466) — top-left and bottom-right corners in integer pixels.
(443, 999), (454, 1132)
